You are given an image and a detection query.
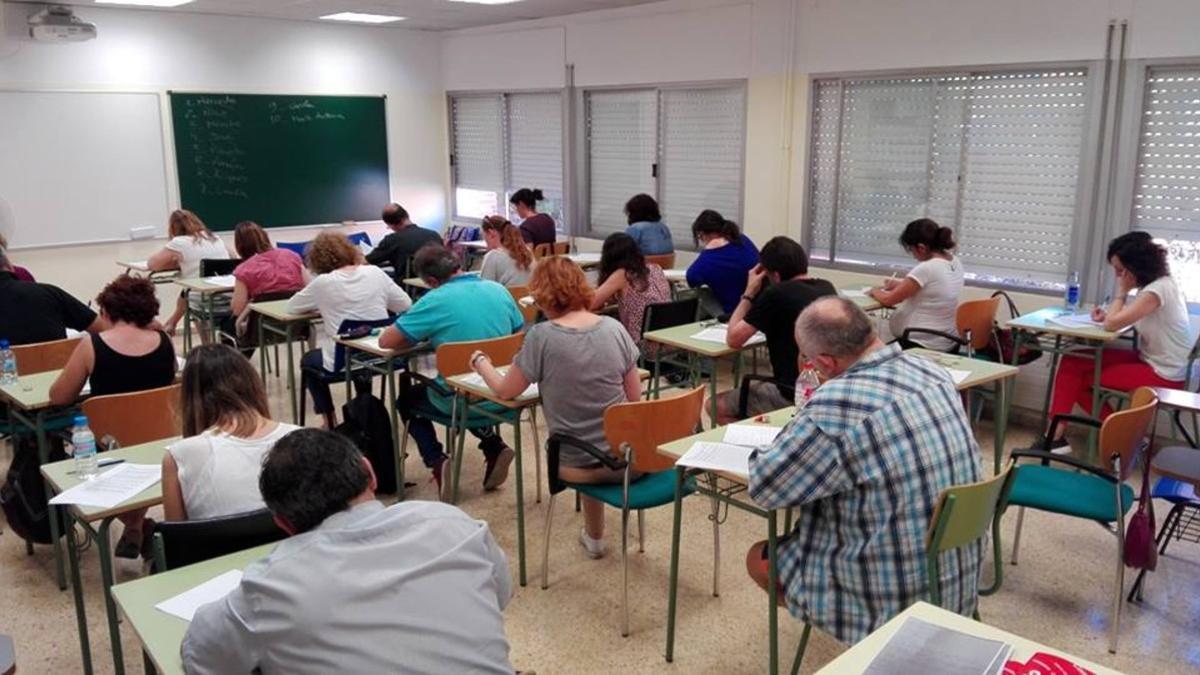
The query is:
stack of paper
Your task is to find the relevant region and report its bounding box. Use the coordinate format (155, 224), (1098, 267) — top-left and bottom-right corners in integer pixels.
(675, 441), (753, 478)
(48, 463), (161, 509)
(203, 274), (237, 287)
(155, 570), (244, 622)
(722, 424), (782, 447)
(839, 287), (871, 298)
(864, 617), (1013, 675)
(1046, 312), (1102, 329)
(946, 368), (971, 385)
(690, 326), (767, 346)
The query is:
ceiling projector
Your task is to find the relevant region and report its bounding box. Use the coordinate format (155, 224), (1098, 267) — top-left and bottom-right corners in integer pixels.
(29, 5), (97, 42)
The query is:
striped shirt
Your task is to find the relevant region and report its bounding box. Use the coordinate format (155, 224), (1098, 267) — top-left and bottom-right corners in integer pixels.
(748, 343), (982, 644)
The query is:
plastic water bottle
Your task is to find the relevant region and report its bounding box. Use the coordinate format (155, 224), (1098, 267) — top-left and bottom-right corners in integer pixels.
(0, 339), (16, 386)
(71, 415), (98, 481)
(794, 362), (821, 409)
(1065, 271), (1081, 312)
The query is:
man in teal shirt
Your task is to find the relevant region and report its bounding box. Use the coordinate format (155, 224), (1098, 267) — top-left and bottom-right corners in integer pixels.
(380, 244), (525, 494)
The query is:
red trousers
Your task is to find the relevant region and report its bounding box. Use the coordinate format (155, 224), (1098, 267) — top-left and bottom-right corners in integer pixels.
(1049, 349), (1183, 420)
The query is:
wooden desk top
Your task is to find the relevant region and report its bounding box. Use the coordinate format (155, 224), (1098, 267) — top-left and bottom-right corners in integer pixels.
(907, 349), (1020, 390)
(643, 321), (762, 358)
(0, 370), (70, 411)
(40, 438), (173, 522)
(248, 299), (319, 323)
(445, 367), (652, 410)
(174, 277), (235, 294)
(657, 407), (793, 485)
(1152, 387), (1200, 414)
(1005, 307), (1122, 342)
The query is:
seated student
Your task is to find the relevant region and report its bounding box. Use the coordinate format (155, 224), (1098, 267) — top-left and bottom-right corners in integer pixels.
(378, 244), (522, 493)
(0, 248), (105, 344)
(163, 344), (300, 521)
(747, 297), (982, 645)
(229, 221), (304, 317)
(1032, 231), (1191, 454)
(685, 209), (759, 315)
(365, 202), (441, 279)
(479, 215), (535, 287)
(590, 231), (671, 351)
(510, 188), (557, 247)
(0, 233), (34, 281)
(713, 236), (836, 425)
(471, 256), (642, 558)
(623, 193), (674, 256)
(182, 429), (515, 675)
(866, 218), (964, 351)
(287, 232), (412, 428)
(147, 209), (233, 339)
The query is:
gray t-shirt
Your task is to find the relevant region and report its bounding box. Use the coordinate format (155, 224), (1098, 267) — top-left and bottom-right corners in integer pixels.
(480, 249), (533, 287)
(515, 316), (639, 467)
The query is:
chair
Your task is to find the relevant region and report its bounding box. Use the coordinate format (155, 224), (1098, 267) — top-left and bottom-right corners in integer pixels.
(151, 508), (286, 572)
(80, 384), (181, 450)
(900, 296), (1001, 357)
(532, 242), (569, 258)
(298, 317), (396, 426)
(199, 258), (241, 277)
(506, 285), (538, 325)
(1002, 386), (1158, 654)
(641, 297), (700, 398)
(645, 253), (676, 270)
(276, 240), (311, 257)
(542, 386), (706, 636)
(12, 337), (82, 374)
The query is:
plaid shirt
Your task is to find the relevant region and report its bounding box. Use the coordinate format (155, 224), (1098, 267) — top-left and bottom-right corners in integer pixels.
(748, 344), (982, 644)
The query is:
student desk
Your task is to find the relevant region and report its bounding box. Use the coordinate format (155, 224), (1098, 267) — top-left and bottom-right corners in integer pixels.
(816, 601), (1116, 674)
(111, 543), (276, 675)
(642, 320), (763, 427)
(41, 438), (174, 675)
(248, 299), (321, 423)
(401, 270), (482, 292)
(174, 277), (235, 352)
(116, 260), (178, 285)
(565, 252), (602, 269)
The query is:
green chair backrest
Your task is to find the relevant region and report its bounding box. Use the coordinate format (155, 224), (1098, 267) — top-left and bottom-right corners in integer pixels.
(925, 469), (1012, 606)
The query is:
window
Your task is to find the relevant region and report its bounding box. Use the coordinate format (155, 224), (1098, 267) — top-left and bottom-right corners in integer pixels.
(807, 69), (1090, 290)
(585, 84), (746, 242)
(449, 92), (564, 227)
(1132, 66), (1200, 303)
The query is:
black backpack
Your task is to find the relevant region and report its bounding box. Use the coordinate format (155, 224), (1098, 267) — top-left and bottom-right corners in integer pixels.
(335, 389), (399, 495)
(1, 434), (67, 545)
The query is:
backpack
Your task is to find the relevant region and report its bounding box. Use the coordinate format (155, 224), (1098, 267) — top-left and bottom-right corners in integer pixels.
(335, 389), (399, 495)
(1, 434), (67, 545)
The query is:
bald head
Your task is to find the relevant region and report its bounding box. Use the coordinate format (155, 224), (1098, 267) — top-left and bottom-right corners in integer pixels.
(381, 203), (410, 229)
(795, 296), (877, 362)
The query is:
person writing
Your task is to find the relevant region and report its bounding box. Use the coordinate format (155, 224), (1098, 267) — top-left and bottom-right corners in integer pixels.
(479, 215), (535, 287)
(147, 209), (233, 338)
(226, 221), (304, 344)
(510, 188), (557, 247)
(590, 232), (671, 351)
(685, 209), (759, 315)
(0, 247), (105, 345)
(365, 203), (441, 280)
(866, 218), (964, 351)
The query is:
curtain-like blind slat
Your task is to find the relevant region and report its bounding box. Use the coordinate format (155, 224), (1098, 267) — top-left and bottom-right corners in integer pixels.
(508, 92), (564, 229)
(587, 90), (657, 236)
(451, 95), (504, 218)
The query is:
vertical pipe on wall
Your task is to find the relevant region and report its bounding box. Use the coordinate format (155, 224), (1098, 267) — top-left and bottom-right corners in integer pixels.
(1082, 21), (1116, 300)
(564, 62), (577, 247)
(777, 0), (801, 236)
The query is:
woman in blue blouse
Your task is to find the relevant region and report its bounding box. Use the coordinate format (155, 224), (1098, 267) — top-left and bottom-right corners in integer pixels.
(685, 210), (759, 315)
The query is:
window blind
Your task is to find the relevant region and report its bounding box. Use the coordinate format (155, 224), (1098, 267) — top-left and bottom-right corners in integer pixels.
(451, 95), (504, 219)
(1133, 67), (1200, 302)
(507, 92), (564, 229)
(586, 89), (657, 236)
(659, 86), (746, 242)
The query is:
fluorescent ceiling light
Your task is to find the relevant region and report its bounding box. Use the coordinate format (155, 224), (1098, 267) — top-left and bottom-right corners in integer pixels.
(94, 0), (195, 6)
(320, 12), (406, 24)
(447, 0), (524, 5)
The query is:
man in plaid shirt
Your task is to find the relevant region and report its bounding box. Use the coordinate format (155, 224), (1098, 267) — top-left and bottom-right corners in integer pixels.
(746, 297), (982, 645)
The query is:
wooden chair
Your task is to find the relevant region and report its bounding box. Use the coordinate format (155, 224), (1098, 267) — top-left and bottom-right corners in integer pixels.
(542, 386), (706, 636)
(506, 285), (539, 325)
(900, 296), (1001, 357)
(12, 337), (82, 374)
(80, 384), (181, 450)
(645, 253), (676, 270)
(1002, 386), (1158, 654)
(532, 242), (569, 258)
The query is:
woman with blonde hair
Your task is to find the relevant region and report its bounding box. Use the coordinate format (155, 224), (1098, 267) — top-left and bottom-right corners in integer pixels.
(148, 209), (233, 337)
(479, 215), (535, 286)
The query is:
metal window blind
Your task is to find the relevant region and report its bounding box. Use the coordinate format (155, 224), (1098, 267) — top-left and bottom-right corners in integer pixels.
(507, 92), (564, 230)
(451, 95), (504, 217)
(807, 80), (842, 259)
(1133, 67), (1200, 302)
(659, 86), (746, 242)
(587, 90), (658, 235)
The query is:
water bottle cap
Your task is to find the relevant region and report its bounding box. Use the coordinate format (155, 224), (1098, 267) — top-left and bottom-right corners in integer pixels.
(74, 415), (88, 427)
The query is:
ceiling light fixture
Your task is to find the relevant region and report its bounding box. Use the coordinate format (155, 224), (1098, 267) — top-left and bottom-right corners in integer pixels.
(93, 0), (196, 7)
(320, 12), (406, 24)
(446, 0), (525, 5)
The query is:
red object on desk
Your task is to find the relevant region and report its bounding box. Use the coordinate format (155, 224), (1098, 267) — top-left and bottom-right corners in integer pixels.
(1003, 651), (1094, 675)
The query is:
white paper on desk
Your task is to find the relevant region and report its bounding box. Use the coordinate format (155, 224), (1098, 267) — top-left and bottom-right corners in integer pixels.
(203, 274), (237, 287)
(839, 287), (870, 298)
(123, 260), (148, 269)
(356, 334), (382, 351)
(676, 442), (753, 478)
(458, 371), (539, 399)
(690, 326), (766, 346)
(722, 424), (782, 447)
(1046, 312), (1101, 328)
(863, 616), (1012, 675)
(49, 463), (161, 508)
(155, 570), (244, 622)
(80, 378), (91, 397)
(358, 241), (375, 256)
(946, 368), (971, 385)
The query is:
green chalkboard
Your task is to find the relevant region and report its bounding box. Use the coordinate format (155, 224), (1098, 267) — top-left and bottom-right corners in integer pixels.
(169, 92), (389, 231)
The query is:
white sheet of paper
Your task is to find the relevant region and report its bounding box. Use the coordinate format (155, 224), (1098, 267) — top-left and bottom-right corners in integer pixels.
(125, 260), (148, 269)
(355, 334), (383, 351)
(839, 287), (869, 298)
(569, 253), (601, 264)
(946, 368), (971, 385)
(461, 240), (490, 249)
(458, 371), (539, 399)
(723, 424), (783, 447)
(1047, 312), (1101, 328)
(155, 570), (244, 622)
(690, 326), (766, 346)
(358, 241), (375, 256)
(663, 269), (687, 282)
(203, 274), (237, 287)
(49, 463), (161, 508)
(675, 441), (753, 478)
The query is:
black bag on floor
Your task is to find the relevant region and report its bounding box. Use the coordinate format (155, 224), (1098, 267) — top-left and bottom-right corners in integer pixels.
(1, 435), (67, 545)
(335, 388), (397, 494)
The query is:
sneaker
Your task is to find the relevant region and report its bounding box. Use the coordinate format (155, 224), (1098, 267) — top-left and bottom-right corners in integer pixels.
(482, 445), (515, 491)
(1019, 437), (1072, 455)
(578, 527), (605, 559)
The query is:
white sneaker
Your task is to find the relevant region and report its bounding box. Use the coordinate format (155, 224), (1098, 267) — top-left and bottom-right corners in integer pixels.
(578, 527), (605, 559)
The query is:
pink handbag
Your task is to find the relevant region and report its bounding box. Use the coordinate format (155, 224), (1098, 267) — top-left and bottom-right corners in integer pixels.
(1123, 457), (1158, 571)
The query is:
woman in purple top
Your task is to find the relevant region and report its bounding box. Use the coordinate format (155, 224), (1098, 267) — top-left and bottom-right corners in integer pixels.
(685, 210), (759, 315)
(510, 188), (557, 247)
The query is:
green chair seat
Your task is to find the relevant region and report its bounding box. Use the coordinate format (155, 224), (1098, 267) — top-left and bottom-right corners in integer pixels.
(1008, 465), (1135, 522)
(570, 471), (696, 511)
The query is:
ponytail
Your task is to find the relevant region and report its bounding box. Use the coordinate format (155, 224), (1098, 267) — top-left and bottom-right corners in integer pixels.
(691, 209), (742, 246)
(482, 215), (533, 271)
(899, 218), (956, 253)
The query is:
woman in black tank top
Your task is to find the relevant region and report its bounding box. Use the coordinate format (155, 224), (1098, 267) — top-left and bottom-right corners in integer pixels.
(89, 330), (175, 397)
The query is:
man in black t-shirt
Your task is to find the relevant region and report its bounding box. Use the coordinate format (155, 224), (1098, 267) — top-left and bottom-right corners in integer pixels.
(365, 203), (442, 280)
(0, 249), (102, 345)
(712, 236), (836, 425)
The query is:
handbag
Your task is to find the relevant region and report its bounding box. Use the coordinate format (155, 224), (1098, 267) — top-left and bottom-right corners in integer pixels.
(980, 290), (1043, 365)
(1123, 450), (1158, 571)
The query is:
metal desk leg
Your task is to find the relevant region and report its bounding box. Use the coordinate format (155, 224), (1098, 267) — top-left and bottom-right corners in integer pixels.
(1039, 335), (1064, 423)
(66, 513), (93, 675)
(96, 518), (126, 674)
(257, 318), (268, 385)
(182, 293), (192, 353)
(994, 376), (1011, 476)
(451, 394), (466, 504)
(285, 324), (298, 423)
(34, 411), (67, 590)
(664, 468), (686, 663)
(513, 417), (527, 587)
(767, 510), (780, 675)
(1088, 342), (1105, 463)
(385, 356), (405, 502)
(708, 357), (720, 429)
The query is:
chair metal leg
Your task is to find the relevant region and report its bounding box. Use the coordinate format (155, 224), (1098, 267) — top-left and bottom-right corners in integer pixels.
(637, 509), (645, 553)
(708, 474), (721, 597)
(575, 492), (581, 512)
(789, 623), (812, 675)
(298, 371), (307, 427)
(541, 492), (557, 590)
(621, 502), (630, 637)
(1109, 479), (1127, 654)
(530, 406), (543, 504)
(1010, 506), (1026, 565)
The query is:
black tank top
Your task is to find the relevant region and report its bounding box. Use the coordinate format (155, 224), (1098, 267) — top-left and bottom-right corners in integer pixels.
(89, 331), (176, 398)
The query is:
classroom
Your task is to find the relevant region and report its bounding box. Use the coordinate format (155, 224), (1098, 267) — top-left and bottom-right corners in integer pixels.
(1, 0), (1199, 673)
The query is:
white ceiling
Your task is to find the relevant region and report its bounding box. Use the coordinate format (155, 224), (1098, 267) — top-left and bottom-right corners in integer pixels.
(30, 0), (665, 31)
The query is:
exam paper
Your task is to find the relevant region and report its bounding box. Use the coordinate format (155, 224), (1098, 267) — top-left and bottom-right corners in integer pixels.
(675, 442), (753, 478)
(458, 371), (539, 399)
(863, 616), (1013, 675)
(690, 326), (766, 346)
(840, 287), (870, 298)
(1046, 312), (1102, 328)
(155, 570), (244, 622)
(722, 424), (783, 447)
(946, 369), (971, 385)
(203, 274), (237, 287)
(49, 463), (161, 509)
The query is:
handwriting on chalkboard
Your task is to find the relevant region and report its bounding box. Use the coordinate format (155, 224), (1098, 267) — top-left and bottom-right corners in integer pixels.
(267, 99), (347, 125)
(184, 96), (250, 200)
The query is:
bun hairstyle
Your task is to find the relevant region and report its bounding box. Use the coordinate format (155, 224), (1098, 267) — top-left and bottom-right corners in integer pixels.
(481, 215), (534, 271)
(509, 188), (544, 210)
(1106, 231), (1170, 287)
(899, 218), (956, 253)
(691, 209), (742, 246)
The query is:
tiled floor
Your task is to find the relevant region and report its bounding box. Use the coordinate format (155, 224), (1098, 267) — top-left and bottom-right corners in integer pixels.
(2, 357), (1198, 674)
